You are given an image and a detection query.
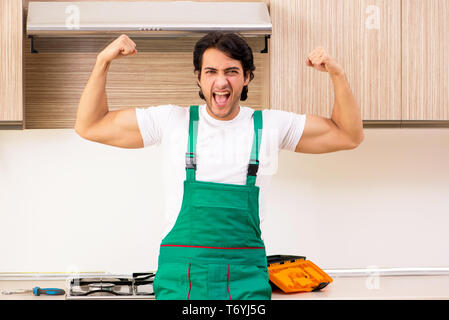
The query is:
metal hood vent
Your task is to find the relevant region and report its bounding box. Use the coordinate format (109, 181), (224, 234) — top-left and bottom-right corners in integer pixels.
(26, 1), (272, 38)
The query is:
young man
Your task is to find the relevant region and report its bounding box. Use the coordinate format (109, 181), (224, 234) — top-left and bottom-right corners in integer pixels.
(75, 32), (364, 300)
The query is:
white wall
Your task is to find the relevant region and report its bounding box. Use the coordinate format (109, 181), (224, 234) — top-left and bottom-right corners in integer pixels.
(1, 128), (449, 273)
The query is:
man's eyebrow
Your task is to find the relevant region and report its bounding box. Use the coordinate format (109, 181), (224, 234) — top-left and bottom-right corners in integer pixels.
(204, 67), (240, 71)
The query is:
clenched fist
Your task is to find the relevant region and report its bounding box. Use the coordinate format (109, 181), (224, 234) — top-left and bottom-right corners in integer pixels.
(97, 34), (137, 63)
(306, 47), (344, 76)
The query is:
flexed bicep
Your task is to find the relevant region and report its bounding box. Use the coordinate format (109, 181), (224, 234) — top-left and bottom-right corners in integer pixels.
(80, 107), (144, 149)
(295, 114), (359, 154)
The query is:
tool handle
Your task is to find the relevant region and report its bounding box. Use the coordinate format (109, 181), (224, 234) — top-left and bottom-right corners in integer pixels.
(33, 287), (65, 296)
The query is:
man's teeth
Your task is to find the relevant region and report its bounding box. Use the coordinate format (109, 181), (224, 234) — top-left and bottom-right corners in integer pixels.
(214, 92), (230, 95)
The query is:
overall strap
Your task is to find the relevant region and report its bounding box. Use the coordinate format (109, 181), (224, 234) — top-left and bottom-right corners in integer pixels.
(185, 106), (262, 185)
(246, 110), (263, 186)
(186, 105), (199, 181)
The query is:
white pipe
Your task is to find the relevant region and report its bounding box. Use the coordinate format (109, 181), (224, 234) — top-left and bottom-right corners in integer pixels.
(2, 267), (449, 280)
(325, 267), (449, 277)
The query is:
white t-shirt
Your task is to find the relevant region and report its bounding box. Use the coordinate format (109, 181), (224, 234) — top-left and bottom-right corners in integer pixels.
(135, 104), (306, 238)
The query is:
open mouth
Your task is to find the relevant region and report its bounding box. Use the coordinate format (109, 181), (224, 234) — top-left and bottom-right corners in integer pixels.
(213, 91), (231, 107)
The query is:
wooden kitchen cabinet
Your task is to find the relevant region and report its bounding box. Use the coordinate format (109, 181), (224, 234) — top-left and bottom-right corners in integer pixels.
(0, 0), (23, 128)
(402, 0), (449, 121)
(13, 0), (449, 127)
(270, 0), (402, 121)
(22, 0), (270, 129)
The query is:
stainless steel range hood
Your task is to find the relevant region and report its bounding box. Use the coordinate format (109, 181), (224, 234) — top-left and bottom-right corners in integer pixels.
(26, 1), (272, 38)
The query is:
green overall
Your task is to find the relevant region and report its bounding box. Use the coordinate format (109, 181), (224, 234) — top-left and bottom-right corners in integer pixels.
(153, 105), (272, 300)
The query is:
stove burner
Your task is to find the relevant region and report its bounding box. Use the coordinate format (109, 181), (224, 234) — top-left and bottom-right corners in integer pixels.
(89, 283), (115, 290)
(68, 272), (155, 297)
(87, 282), (118, 295)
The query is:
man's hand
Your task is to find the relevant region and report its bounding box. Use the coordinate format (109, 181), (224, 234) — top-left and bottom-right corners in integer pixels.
(97, 34), (138, 63)
(306, 47), (344, 76)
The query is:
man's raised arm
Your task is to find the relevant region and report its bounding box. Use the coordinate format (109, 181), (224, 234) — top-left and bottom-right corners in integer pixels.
(75, 34), (143, 149)
(295, 47), (364, 154)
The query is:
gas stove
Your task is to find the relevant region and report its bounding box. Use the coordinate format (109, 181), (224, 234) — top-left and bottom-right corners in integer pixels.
(66, 272), (155, 299)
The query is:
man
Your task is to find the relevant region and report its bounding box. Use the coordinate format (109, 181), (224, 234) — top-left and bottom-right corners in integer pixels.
(75, 32), (364, 300)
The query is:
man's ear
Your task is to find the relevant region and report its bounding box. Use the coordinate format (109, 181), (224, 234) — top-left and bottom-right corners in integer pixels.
(243, 70), (251, 86)
(195, 70), (202, 86)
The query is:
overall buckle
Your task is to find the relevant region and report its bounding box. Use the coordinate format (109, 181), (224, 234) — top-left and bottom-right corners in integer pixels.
(185, 152), (197, 170)
(247, 159), (259, 176)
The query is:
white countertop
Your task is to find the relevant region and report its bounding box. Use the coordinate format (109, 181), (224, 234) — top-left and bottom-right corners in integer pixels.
(1, 275), (448, 300)
(271, 275), (449, 300)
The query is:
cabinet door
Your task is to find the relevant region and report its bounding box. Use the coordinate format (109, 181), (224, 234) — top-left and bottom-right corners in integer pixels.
(0, 0), (23, 127)
(270, 0), (401, 121)
(402, 0), (449, 120)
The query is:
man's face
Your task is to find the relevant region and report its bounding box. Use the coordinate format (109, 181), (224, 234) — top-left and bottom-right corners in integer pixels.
(196, 48), (250, 120)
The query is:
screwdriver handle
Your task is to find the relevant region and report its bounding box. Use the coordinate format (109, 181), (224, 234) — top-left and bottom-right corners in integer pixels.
(32, 287), (65, 296)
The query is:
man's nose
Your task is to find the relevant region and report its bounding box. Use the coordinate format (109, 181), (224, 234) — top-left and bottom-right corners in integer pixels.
(214, 73), (229, 87)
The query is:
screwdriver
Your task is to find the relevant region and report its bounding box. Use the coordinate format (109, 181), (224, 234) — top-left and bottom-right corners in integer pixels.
(1, 286), (65, 296)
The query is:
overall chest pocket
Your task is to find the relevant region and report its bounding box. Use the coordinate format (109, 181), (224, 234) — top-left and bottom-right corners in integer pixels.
(189, 186), (251, 247)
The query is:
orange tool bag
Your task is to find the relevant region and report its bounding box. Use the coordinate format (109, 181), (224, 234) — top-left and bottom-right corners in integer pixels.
(267, 255), (333, 293)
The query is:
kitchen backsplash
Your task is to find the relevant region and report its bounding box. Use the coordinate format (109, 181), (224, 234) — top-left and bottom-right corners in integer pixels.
(1, 128), (448, 273)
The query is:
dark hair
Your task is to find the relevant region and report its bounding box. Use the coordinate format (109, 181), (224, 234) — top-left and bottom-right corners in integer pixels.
(193, 32), (256, 101)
